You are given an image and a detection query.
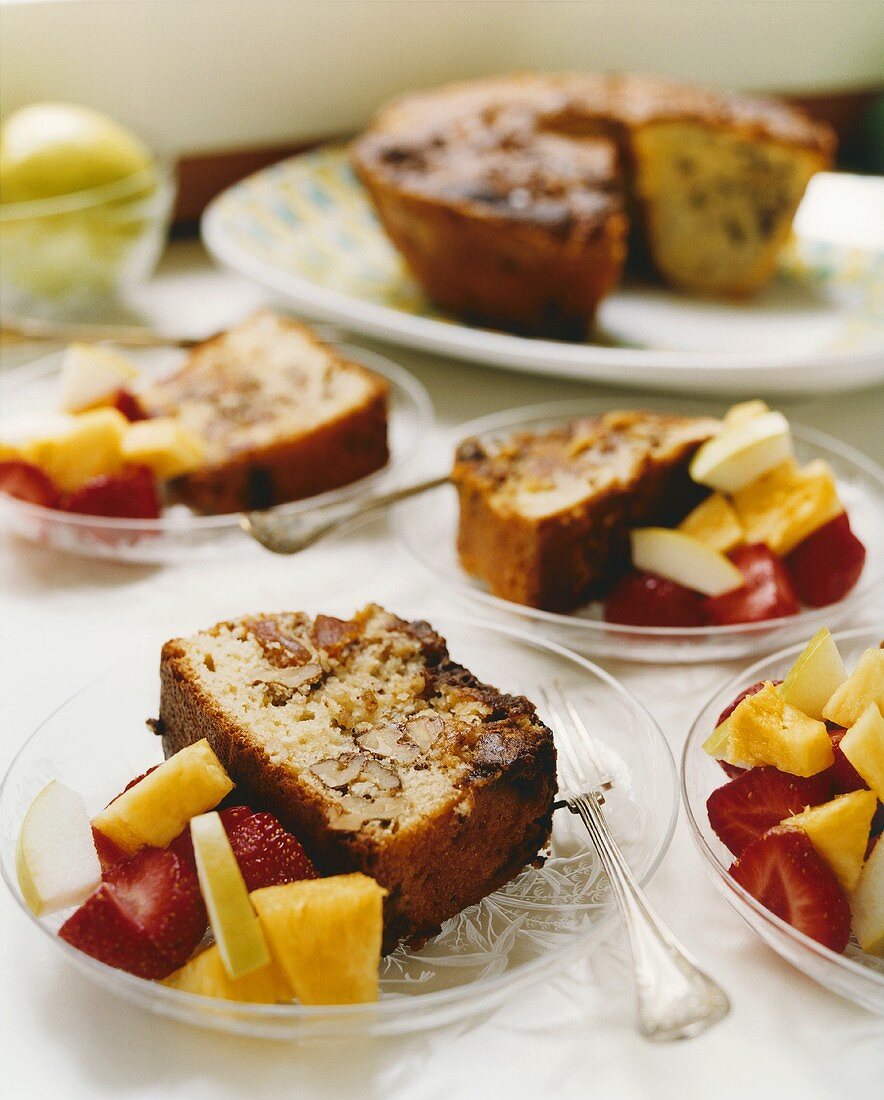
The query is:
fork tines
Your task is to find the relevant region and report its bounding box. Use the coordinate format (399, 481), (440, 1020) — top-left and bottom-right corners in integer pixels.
(539, 677), (614, 804)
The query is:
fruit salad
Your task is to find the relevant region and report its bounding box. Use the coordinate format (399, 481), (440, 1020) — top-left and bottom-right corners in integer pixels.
(703, 628), (884, 955)
(605, 401), (867, 627)
(15, 739), (386, 1005)
(0, 344), (204, 520)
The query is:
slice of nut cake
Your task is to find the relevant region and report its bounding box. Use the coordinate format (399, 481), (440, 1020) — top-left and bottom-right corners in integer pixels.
(156, 604), (556, 948)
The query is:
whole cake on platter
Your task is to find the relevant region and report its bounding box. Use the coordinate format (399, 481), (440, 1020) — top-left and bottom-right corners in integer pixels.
(352, 73), (834, 336)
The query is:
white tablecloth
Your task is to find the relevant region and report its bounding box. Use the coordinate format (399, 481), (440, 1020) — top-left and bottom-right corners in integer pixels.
(2, 242), (883, 1099)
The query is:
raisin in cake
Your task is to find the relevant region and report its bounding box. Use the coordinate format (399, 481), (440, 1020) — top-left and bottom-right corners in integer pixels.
(156, 604), (556, 949)
(352, 73), (833, 335)
(453, 410), (718, 610)
(142, 311), (389, 513)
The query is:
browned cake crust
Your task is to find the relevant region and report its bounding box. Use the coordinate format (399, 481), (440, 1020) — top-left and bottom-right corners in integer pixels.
(155, 605), (556, 950)
(352, 73), (834, 334)
(453, 410), (718, 610)
(143, 311), (390, 513)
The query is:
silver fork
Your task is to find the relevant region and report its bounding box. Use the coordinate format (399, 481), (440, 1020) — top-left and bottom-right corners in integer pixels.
(540, 678), (730, 1041)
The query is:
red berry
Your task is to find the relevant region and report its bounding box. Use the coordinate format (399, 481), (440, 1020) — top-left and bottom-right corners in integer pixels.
(785, 513), (866, 608)
(110, 389), (149, 422)
(60, 847), (206, 978)
(707, 767), (833, 857)
(729, 829), (851, 952)
(704, 544), (799, 625)
(0, 460), (61, 508)
(64, 465), (161, 519)
(825, 726), (868, 794)
(604, 571), (708, 627)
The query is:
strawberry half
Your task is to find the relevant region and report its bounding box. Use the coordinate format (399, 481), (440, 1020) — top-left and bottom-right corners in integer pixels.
(60, 846), (206, 978)
(110, 388), (149, 422)
(704, 545), (799, 625)
(0, 460), (61, 508)
(729, 829), (851, 952)
(785, 513), (866, 608)
(707, 767), (833, 857)
(170, 806), (317, 889)
(64, 465), (161, 519)
(825, 726), (868, 795)
(604, 571), (708, 627)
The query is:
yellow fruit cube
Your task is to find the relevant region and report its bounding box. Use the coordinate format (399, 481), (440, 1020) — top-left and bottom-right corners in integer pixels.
(731, 459), (844, 556)
(163, 943), (291, 1004)
(723, 399), (770, 428)
(23, 407), (128, 491)
(92, 739), (233, 855)
(783, 789), (878, 892)
(251, 874), (386, 1005)
(823, 648), (884, 729)
(726, 681), (833, 776)
(839, 704), (884, 802)
(678, 493), (745, 553)
(121, 418), (205, 481)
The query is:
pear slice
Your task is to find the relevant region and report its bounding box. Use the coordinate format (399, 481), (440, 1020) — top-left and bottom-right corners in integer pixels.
(839, 704), (884, 801)
(190, 811), (270, 980)
(702, 717), (732, 759)
(723, 399), (770, 428)
(779, 628), (847, 722)
(16, 781), (101, 916)
(783, 789), (878, 893)
(92, 739), (233, 855)
(852, 838), (884, 956)
(823, 648), (884, 729)
(58, 344), (139, 414)
(630, 528), (744, 597)
(690, 410), (792, 494)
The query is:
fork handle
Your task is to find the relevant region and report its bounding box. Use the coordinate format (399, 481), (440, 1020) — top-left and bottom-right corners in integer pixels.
(570, 794), (730, 1041)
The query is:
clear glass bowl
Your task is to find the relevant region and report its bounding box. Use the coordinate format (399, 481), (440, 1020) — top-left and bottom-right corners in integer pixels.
(681, 627), (884, 1015)
(0, 614), (677, 1039)
(0, 338), (434, 563)
(0, 160), (176, 316)
(395, 399), (884, 664)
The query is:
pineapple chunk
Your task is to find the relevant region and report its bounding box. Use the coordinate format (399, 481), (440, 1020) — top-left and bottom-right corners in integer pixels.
(726, 681), (833, 776)
(783, 789), (878, 892)
(823, 648), (884, 729)
(779, 627), (848, 721)
(839, 704), (884, 801)
(58, 344), (139, 414)
(851, 839), (884, 955)
(678, 493), (745, 553)
(723, 399), (770, 428)
(731, 459), (843, 556)
(121, 418), (205, 481)
(92, 739), (233, 855)
(251, 874), (386, 1005)
(163, 943), (291, 1004)
(22, 407), (128, 491)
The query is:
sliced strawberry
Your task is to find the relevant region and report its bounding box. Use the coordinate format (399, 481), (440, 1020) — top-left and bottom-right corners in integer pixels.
(704, 544), (799, 625)
(59, 884), (174, 979)
(91, 827), (128, 874)
(110, 388), (149, 422)
(103, 846), (206, 969)
(64, 465), (161, 519)
(785, 513), (866, 608)
(707, 767), (833, 857)
(729, 828), (851, 952)
(825, 726), (868, 794)
(169, 806), (317, 890)
(604, 571), (708, 627)
(0, 460), (61, 508)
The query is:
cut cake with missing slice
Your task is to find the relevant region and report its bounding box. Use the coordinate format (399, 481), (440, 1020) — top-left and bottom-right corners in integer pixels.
(156, 604), (557, 950)
(453, 410), (719, 611)
(142, 310), (389, 513)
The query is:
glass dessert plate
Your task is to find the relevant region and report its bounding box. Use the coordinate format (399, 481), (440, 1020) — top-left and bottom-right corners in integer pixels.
(681, 627), (884, 1015)
(0, 334), (433, 563)
(0, 615), (676, 1040)
(394, 399), (884, 664)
